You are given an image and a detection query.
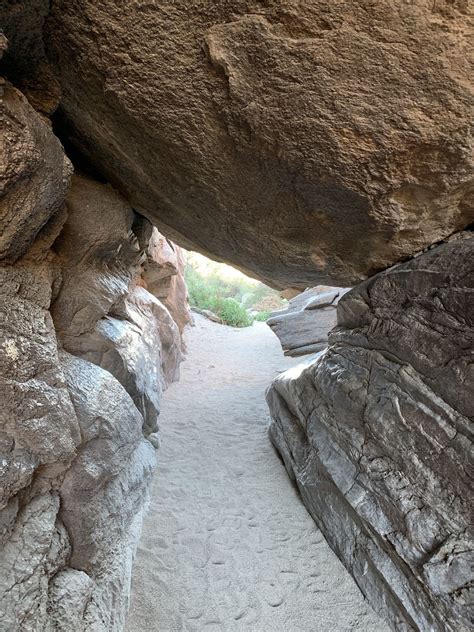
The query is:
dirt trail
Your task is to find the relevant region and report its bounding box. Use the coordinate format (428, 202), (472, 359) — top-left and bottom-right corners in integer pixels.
(126, 315), (388, 632)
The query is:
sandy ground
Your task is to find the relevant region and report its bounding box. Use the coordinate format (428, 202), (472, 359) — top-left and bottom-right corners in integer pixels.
(125, 315), (388, 632)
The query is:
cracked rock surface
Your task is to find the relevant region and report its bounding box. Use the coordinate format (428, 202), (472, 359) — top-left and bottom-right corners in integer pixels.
(267, 233), (474, 631)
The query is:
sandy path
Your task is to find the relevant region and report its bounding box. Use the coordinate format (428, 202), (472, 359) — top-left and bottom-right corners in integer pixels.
(126, 315), (388, 632)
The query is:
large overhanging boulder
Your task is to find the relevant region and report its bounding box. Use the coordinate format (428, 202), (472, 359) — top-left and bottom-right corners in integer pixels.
(45, 1), (473, 288)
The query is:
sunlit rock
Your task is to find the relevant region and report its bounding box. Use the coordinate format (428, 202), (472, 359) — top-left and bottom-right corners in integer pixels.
(267, 286), (349, 356)
(143, 228), (194, 345)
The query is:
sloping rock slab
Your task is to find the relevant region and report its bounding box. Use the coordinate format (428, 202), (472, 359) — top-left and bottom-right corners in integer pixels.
(267, 233), (474, 631)
(267, 286), (349, 356)
(191, 307), (223, 324)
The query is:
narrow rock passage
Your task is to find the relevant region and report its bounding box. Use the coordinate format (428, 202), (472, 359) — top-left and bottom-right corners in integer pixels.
(126, 315), (388, 632)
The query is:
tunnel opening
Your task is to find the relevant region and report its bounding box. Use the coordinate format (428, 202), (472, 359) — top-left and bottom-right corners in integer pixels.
(1, 3), (473, 631)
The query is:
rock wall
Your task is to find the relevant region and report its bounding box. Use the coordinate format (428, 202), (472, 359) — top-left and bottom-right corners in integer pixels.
(267, 233), (474, 631)
(142, 228), (194, 349)
(0, 77), (190, 629)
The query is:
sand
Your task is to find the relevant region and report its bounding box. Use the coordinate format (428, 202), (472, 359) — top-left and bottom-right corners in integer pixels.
(125, 315), (389, 632)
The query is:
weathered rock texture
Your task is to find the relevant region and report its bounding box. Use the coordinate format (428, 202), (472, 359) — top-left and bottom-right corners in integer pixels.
(142, 229), (194, 345)
(267, 233), (474, 631)
(0, 0), (61, 114)
(0, 82), (71, 261)
(0, 80), (187, 628)
(58, 351), (157, 630)
(268, 286), (349, 356)
(51, 174), (184, 436)
(0, 267), (73, 629)
(46, 0), (473, 288)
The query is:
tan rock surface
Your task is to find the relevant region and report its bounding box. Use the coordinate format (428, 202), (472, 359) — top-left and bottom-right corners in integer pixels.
(47, 0), (473, 288)
(143, 229), (194, 340)
(0, 82), (72, 262)
(0, 0), (61, 114)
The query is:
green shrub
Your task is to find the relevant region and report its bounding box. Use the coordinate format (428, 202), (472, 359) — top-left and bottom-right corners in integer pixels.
(240, 292), (255, 309)
(218, 298), (254, 328)
(253, 310), (271, 322)
(184, 254), (285, 327)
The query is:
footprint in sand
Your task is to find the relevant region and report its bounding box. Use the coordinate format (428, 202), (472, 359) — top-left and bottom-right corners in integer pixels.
(125, 316), (390, 632)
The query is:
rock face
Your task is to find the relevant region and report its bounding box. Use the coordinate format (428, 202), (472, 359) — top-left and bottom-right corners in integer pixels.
(0, 81), (187, 627)
(0, 0), (61, 114)
(0, 83), (79, 630)
(46, 0), (473, 288)
(142, 229), (194, 345)
(267, 286), (349, 356)
(58, 352), (157, 630)
(191, 307), (224, 325)
(51, 174), (184, 435)
(267, 233), (474, 631)
(0, 83), (71, 261)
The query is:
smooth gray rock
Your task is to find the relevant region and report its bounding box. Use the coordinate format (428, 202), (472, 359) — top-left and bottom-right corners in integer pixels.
(267, 286), (349, 356)
(59, 351), (157, 631)
(267, 233), (474, 631)
(63, 287), (182, 435)
(52, 175), (183, 434)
